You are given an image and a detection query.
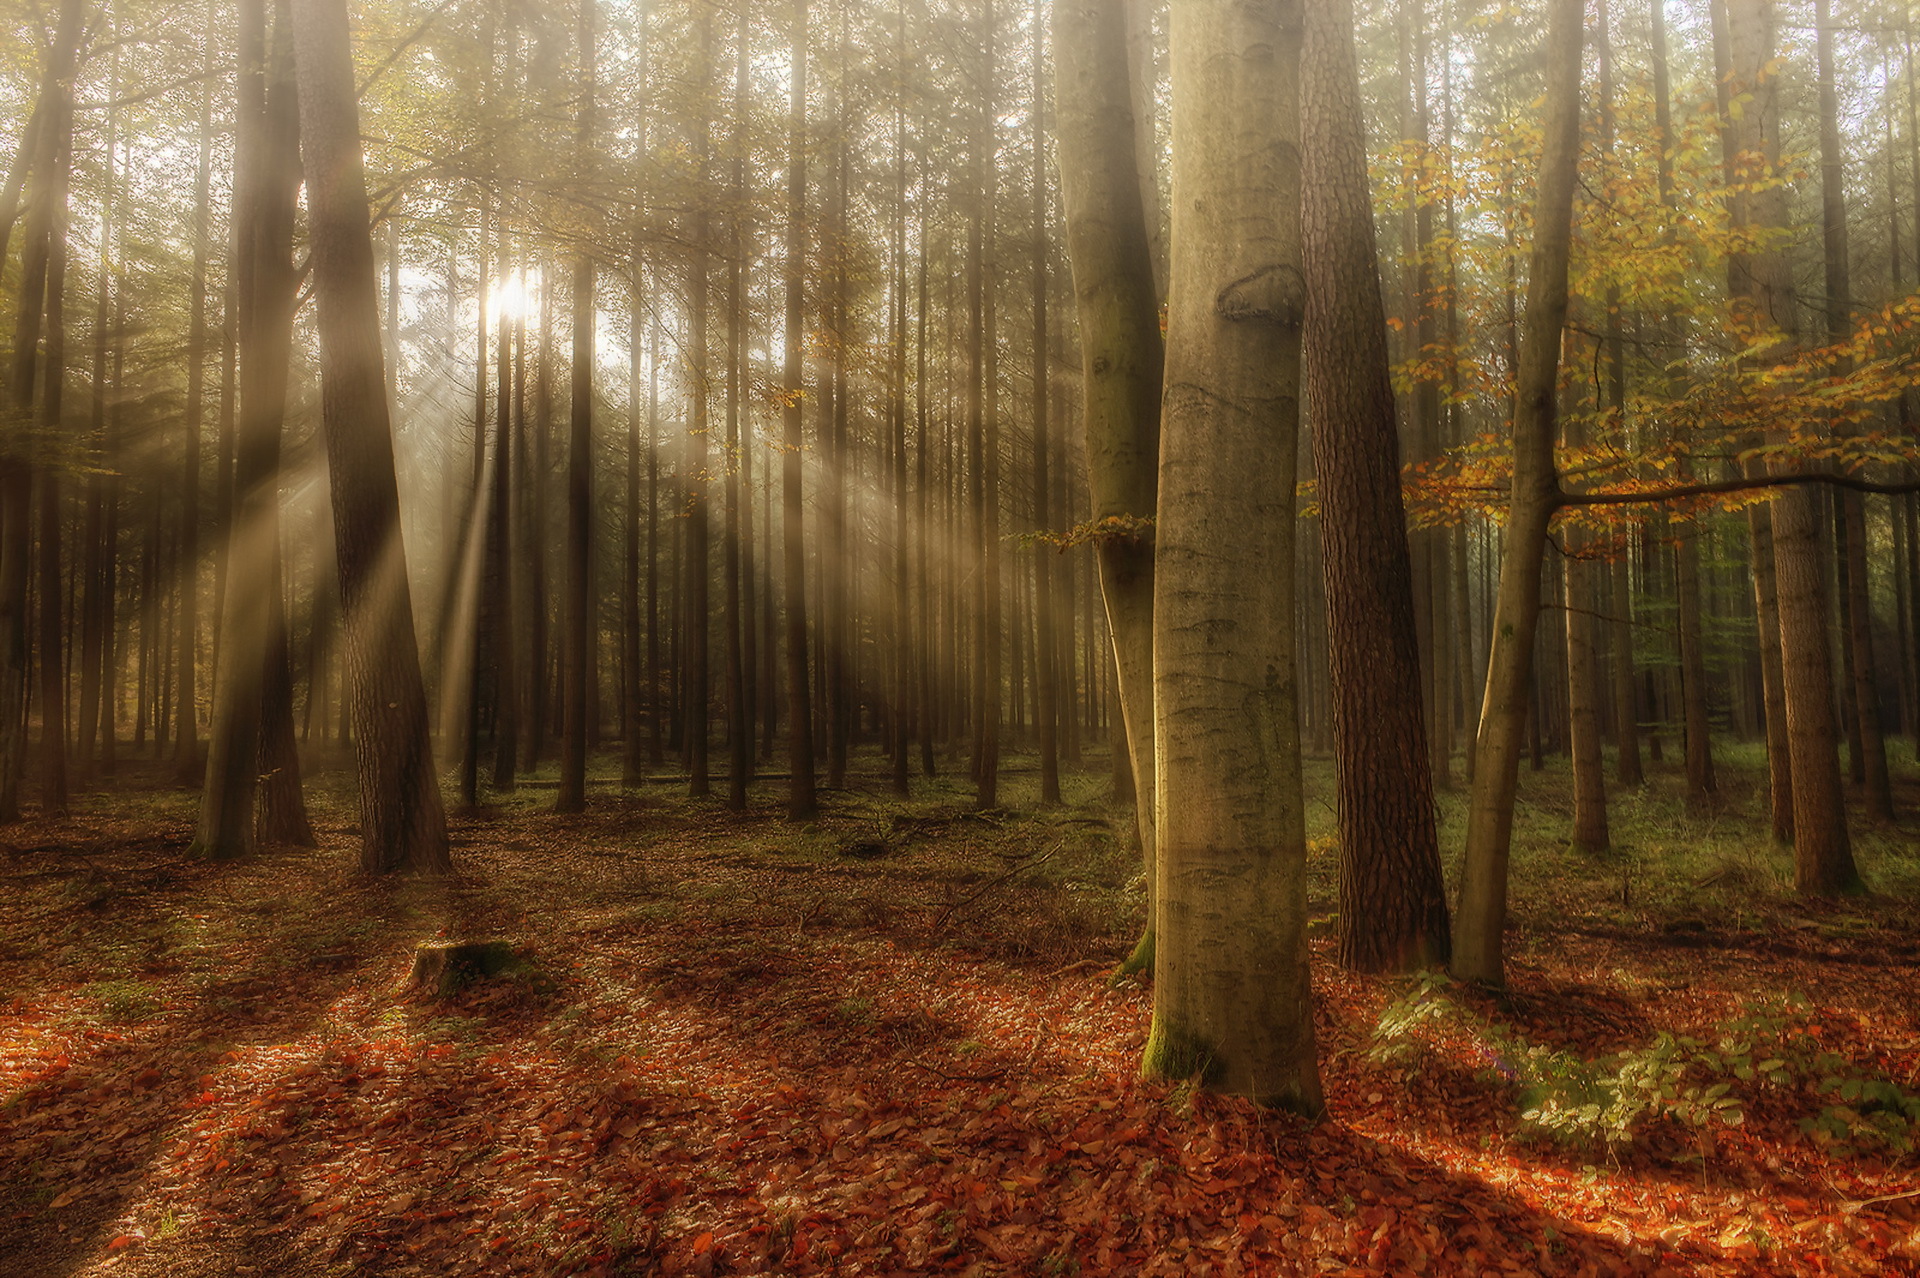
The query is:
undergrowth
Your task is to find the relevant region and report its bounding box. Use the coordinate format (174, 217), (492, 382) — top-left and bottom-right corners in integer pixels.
(1371, 974), (1920, 1158)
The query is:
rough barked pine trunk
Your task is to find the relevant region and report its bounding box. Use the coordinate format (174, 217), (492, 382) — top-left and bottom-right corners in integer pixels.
(289, 0), (450, 874)
(1451, 0), (1585, 986)
(781, 0), (818, 821)
(1052, 0), (1161, 975)
(1144, 0), (1321, 1113)
(1301, 0), (1451, 974)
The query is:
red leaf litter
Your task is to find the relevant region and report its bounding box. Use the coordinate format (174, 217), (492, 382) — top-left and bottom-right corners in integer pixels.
(0, 780), (1915, 1277)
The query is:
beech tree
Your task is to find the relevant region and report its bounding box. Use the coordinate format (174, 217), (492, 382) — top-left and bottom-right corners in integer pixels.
(1144, 0), (1320, 1112)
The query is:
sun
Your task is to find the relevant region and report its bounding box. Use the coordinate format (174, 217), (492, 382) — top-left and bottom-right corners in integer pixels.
(488, 271), (535, 321)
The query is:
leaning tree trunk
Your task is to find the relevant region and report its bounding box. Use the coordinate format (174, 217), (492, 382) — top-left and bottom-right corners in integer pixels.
(1144, 0), (1320, 1114)
(1451, 0), (1585, 987)
(1052, 0), (1161, 975)
(1301, 0), (1451, 975)
(290, 0), (450, 874)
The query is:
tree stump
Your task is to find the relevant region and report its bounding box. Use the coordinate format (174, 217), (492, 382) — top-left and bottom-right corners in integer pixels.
(408, 940), (530, 996)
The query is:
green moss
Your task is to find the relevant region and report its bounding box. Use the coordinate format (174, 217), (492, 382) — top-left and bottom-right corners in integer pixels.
(1139, 1014), (1219, 1087)
(1110, 927), (1154, 982)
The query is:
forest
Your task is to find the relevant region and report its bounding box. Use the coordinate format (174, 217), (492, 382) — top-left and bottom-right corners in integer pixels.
(0, 0), (1918, 1271)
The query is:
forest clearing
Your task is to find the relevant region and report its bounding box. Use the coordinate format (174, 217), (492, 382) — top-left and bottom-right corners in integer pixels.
(1, 751), (1916, 1277)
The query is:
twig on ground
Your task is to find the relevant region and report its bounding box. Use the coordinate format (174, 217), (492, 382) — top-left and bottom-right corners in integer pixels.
(932, 842), (1064, 931)
(906, 1057), (1006, 1084)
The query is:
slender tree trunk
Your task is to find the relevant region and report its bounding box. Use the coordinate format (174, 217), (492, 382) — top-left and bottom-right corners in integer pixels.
(556, 0), (596, 815)
(290, 0), (450, 873)
(77, 41), (119, 785)
(1144, 0), (1320, 1113)
(969, 0), (1001, 810)
(624, 224), (646, 786)
(1052, 0), (1160, 972)
(1302, 0), (1450, 974)
(33, 105), (74, 817)
(1451, 0), (1585, 986)
(1030, 0), (1058, 806)
(781, 0), (816, 820)
(721, 4), (750, 812)
(1813, 0), (1892, 824)
(1726, 0), (1858, 888)
(684, 4), (713, 800)
(168, 25), (217, 788)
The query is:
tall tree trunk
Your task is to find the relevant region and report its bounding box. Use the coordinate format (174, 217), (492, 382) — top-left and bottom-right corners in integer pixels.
(198, 0), (309, 857)
(624, 225), (646, 786)
(1814, 0), (1892, 824)
(722, 4), (750, 812)
(969, 0), (1001, 810)
(0, 0), (84, 821)
(1301, 0), (1450, 974)
(77, 39), (119, 785)
(290, 0), (450, 874)
(1451, 0), (1585, 986)
(1030, 0), (1058, 806)
(556, 0), (596, 815)
(684, 4), (713, 799)
(1052, 0), (1162, 972)
(174, 20), (217, 787)
(1144, 0), (1320, 1113)
(781, 0), (817, 820)
(1727, 0), (1859, 890)
(33, 98), (74, 817)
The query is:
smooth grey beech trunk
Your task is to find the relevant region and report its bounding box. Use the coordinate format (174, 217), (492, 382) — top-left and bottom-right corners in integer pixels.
(1144, 0), (1319, 1113)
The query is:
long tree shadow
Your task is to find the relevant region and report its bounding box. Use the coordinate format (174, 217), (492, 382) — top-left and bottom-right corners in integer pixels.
(0, 805), (557, 1278)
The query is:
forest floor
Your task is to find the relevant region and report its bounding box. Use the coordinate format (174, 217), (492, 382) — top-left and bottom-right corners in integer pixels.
(0, 743), (1918, 1277)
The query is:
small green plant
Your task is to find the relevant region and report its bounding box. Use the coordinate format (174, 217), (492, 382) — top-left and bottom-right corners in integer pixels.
(1371, 973), (1742, 1147)
(1373, 981), (1920, 1156)
(833, 997), (875, 1028)
(83, 978), (160, 1024)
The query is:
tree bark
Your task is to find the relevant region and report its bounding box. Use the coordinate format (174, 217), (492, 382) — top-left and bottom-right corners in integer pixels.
(1052, 0), (1161, 973)
(1301, 0), (1451, 974)
(556, 0), (596, 815)
(290, 0), (451, 874)
(1144, 0), (1320, 1113)
(1451, 0), (1585, 986)
(781, 0), (818, 820)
